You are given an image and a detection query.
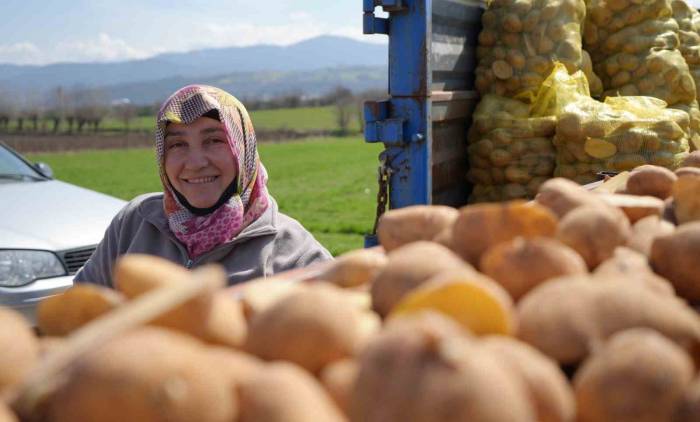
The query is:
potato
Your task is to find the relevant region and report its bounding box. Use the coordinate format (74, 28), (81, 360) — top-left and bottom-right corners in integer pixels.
(0, 308), (38, 395)
(0, 404), (17, 422)
(237, 362), (345, 422)
(351, 319), (535, 422)
(574, 329), (694, 422)
(377, 205), (458, 252)
(517, 276), (700, 364)
(48, 327), (237, 422)
(38, 336), (66, 358)
(651, 222), (700, 303)
(390, 269), (516, 336)
(37, 284), (124, 336)
(681, 150), (700, 167)
(113, 255), (245, 347)
(626, 214), (676, 257)
(592, 246), (675, 296)
(205, 347), (262, 386)
(626, 164), (677, 199)
(598, 193), (665, 223)
(370, 241), (472, 317)
(245, 285), (378, 374)
(450, 200), (558, 265)
(673, 174), (700, 224)
(316, 248), (387, 288)
(664, 197), (679, 224)
(535, 178), (608, 218)
(675, 377), (700, 422)
(480, 237), (587, 301)
(556, 205), (631, 269)
(114, 254), (212, 334)
(481, 337), (575, 422)
(676, 166), (700, 177)
(200, 292), (248, 349)
(320, 358), (358, 416)
(237, 279), (301, 320)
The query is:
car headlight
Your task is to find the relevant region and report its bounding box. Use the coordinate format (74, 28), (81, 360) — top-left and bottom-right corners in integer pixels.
(0, 250), (66, 287)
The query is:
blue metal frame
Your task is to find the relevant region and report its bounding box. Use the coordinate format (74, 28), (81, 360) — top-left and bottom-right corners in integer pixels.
(363, 0), (482, 247)
(364, 0), (432, 210)
(363, 0), (433, 247)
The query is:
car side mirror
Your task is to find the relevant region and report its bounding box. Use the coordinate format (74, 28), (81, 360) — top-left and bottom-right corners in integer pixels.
(34, 162), (54, 179)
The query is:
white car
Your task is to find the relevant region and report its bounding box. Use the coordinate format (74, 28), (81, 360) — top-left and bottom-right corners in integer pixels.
(0, 142), (126, 322)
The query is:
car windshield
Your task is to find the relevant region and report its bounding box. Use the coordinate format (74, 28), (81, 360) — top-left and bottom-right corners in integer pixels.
(0, 145), (44, 182)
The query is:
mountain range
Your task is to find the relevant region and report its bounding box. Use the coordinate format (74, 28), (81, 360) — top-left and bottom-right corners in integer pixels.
(0, 36), (388, 104)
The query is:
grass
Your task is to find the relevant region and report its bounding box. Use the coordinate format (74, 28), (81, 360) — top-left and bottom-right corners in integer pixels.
(27, 136), (382, 256)
(11, 106), (361, 134)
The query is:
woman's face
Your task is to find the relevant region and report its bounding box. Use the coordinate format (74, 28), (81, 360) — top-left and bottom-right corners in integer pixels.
(164, 116), (237, 208)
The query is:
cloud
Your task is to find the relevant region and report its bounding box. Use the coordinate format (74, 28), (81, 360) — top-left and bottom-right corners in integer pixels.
(0, 42), (42, 65)
(54, 33), (158, 63)
(0, 19), (383, 66)
(186, 14), (381, 50)
(0, 34), (161, 65)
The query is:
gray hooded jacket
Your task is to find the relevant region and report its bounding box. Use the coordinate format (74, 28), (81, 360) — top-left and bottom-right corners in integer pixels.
(74, 193), (332, 287)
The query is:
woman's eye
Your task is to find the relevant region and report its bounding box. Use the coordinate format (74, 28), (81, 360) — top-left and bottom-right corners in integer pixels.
(167, 141), (185, 150)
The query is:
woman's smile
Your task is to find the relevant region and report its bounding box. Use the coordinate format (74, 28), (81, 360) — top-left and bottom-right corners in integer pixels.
(182, 175), (220, 185)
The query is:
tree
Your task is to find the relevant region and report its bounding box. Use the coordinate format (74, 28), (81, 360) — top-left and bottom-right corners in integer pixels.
(0, 89), (15, 132)
(112, 98), (137, 132)
(45, 87), (67, 133)
(73, 88), (109, 133)
(330, 86), (355, 135)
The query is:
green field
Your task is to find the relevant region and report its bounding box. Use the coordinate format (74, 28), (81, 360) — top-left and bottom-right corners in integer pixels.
(13, 106), (361, 134)
(27, 137), (381, 256)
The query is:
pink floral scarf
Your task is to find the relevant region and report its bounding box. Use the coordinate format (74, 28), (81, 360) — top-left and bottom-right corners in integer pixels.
(155, 85), (270, 258)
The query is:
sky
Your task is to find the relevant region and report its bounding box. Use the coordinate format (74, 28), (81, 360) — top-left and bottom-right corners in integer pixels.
(0, 0), (386, 65)
(4, 1), (700, 66)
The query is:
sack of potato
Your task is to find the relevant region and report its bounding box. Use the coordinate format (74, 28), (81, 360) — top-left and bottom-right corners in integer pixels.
(467, 95), (557, 202)
(555, 96), (690, 183)
(672, 0), (700, 149)
(475, 0), (586, 100)
(582, 50), (605, 98)
(672, 0), (700, 96)
(584, 0), (700, 142)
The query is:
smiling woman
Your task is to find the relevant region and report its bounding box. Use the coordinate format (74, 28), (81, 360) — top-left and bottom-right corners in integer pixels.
(73, 85), (332, 287)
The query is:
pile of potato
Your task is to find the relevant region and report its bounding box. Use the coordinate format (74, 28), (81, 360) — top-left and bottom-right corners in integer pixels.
(467, 95), (557, 202)
(2, 156), (700, 421)
(0, 174), (692, 419)
(554, 95), (691, 184)
(474, 0), (587, 99)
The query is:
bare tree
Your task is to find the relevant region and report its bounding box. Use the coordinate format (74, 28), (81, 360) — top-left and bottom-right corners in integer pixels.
(19, 90), (45, 132)
(112, 98), (137, 132)
(0, 89), (15, 132)
(45, 87), (67, 133)
(331, 86), (355, 135)
(73, 88), (109, 133)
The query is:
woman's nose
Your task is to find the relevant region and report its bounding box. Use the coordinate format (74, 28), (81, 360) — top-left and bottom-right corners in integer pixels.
(184, 148), (209, 170)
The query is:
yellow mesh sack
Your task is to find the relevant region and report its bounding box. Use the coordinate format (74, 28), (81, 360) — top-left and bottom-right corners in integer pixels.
(467, 95), (556, 202)
(475, 0), (586, 101)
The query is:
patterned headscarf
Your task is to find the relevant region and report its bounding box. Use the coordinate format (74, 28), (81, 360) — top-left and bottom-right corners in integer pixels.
(155, 85), (270, 258)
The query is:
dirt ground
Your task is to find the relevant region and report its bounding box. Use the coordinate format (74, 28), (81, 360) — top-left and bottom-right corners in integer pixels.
(2, 129), (340, 154)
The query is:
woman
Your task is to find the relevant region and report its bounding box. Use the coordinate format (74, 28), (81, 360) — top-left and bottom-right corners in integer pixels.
(75, 85), (332, 287)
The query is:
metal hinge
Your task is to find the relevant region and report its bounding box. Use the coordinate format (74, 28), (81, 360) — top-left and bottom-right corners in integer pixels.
(364, 100), (405, 144)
